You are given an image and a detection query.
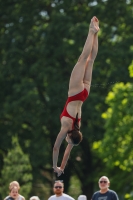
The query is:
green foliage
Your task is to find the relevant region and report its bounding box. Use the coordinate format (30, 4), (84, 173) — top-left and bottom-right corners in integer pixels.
(68, 175), (82, 199)
(129, 60), (133, 78)
(0, 136), (32, 200)
(94, 81), (133, 198)
(100, 82), (133, 170)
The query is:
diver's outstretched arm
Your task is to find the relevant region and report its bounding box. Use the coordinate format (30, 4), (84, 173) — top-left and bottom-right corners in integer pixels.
(53, 127), (68, 171)
(54, 144), (74, 177)
(60, 144), (74, 170)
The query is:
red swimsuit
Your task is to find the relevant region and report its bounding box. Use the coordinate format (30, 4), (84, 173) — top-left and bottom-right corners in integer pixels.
(60, 88), (88, 127)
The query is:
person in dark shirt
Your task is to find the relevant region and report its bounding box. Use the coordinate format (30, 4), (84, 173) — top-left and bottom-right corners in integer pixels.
(92, 176), (119, 200)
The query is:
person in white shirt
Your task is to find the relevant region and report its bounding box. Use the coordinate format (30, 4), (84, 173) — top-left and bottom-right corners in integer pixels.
(48, 180), (75, 200)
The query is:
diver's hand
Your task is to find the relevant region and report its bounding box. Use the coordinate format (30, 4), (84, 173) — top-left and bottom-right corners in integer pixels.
(53, 167), (64, 177)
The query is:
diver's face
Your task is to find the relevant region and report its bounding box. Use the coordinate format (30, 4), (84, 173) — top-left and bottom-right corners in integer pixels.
(65, 134), (73, 144)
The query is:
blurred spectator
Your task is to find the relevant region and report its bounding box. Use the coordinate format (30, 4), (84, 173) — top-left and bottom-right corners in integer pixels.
(78, 195), (87, 200)
(4, 181), (25, 200)
(48, 180), (75, 200)
(30, 196), (40, 200)
(91, 176), (119, 200)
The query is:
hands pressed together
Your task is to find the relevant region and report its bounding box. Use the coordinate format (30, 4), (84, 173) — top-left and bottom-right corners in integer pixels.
(53, 167), (64, 177)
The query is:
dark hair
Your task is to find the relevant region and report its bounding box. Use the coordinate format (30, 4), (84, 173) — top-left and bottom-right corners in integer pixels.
(68, 113), (83, 145)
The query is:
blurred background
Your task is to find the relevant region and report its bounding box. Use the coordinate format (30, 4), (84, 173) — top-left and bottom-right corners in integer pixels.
(0, 0), (133, 199)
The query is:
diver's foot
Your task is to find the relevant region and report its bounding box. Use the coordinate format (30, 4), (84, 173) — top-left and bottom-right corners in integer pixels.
(89, 16), (100, 33)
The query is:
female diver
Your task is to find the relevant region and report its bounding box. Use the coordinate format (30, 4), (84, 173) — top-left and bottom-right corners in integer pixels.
(53, 16), (100, 176)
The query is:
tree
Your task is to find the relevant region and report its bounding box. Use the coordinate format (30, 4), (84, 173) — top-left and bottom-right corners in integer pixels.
(93, 61), (133, 199)
(0, 136), (32, 200)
